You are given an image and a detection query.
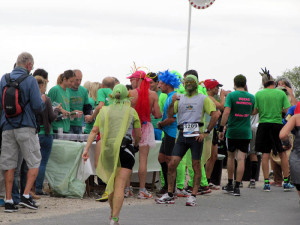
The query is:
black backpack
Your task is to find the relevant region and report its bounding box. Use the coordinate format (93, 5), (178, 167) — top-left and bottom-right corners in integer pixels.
(2, 73), (29, 127)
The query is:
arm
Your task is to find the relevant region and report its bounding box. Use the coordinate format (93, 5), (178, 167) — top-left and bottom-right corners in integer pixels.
(157, 117), (176, 129)
(251, 108), (258, 115)
(195, 110), (220, 143)
(152, 93), (162, 119)
(218, 107), (231, 140)
(82, 126), (99, 162)
(85, 101), (104, 123)
(47, 98), (59, 122)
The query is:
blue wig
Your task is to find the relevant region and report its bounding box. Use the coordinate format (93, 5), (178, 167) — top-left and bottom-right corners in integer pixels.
(158, 70), (181, 89)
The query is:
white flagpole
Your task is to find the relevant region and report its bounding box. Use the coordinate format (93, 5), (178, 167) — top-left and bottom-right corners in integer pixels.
(186, 4), (192, 71)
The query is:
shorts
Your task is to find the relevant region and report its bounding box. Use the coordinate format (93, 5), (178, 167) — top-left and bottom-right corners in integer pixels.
(212, 128), (218, 146)
(1, 127), (41, 170)
(159, 132), (176, 156)
(119, 146), (135, 170)
(139, 122), (156, 148)
(172, 132), (203, 160)
(227, 138), (250, 153)
(255, 123), (284, 154)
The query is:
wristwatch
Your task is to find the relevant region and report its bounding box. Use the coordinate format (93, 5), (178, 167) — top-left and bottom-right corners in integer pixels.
(204, 129), (210, 134)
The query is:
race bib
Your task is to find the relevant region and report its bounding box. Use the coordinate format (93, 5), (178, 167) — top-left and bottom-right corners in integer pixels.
(183, 123), (200, 137)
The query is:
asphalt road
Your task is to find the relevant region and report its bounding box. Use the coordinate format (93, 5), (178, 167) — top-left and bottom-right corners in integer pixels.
(9, 185), (300, 225)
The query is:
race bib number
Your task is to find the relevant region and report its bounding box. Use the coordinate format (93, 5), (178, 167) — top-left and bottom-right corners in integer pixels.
(183, 123), (200, 137)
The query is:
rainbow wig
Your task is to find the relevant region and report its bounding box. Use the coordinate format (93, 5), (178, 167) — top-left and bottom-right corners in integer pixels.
(158, 70), (181, 89)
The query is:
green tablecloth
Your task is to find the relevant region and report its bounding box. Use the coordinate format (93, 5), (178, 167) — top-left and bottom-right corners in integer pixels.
(45, 140), (86, 198)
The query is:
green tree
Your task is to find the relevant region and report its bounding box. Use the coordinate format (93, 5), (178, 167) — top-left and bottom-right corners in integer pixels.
(281, 66), (300, 100)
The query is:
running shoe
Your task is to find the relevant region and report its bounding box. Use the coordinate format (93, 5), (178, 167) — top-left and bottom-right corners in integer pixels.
(155, 193), (175, 204)
(176, 188), (190, 197)
(197, 186), (212, 195)
(222, 183), (234, 194)
(156, 187), (167, 197)
(208, 182), (220, 190)
(263, 183), (271, 192)
(96, 191), (108, 202)
(137, 190), (153, 199)
(283, 183), (294, 192)
(19, 196), (38, 210)
(186, 195), (197, 207)
(109, 219), (120, 225)
(4, 202), (18, 213)
(232, 187), (240, 196)
(239, 181), (243, 188)
(248, 180), (256, 189)
(124, 186), (134, 198)
(185, 186), (193, 194)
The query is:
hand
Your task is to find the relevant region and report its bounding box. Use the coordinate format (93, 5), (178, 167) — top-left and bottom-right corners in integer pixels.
(61, 109), (69, 118)
(56, 103), (62, 112)
(195, 133), (208, 142)
(220, 89), (225, 98)
(219, 132), (224, 140)
(85, 115), (93, 123)
(157, 122), (162, 130)
(82, 148), (89, 163)
(74, 110), (83, 118)
(171, 93), (178, 104)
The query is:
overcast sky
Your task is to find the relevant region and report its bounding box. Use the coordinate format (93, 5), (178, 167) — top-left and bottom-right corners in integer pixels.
(0, 0), (299, 95)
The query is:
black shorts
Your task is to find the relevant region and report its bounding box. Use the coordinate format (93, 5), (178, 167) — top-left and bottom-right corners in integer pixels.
(159, 132), (176, 156)
(212, 128), (218, 146)
(119, 146), (135, 170)
(172, 132), (203, 160)
(255, 123), (284, 154)
(227, 138), (250, 153)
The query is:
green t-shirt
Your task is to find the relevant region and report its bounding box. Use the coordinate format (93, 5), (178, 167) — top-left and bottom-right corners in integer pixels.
(151, 89), (162, 129)
(96, 88), (112, 106)
(84, 97), (96, 134)
(254, 88), (291, 124)
(48, 85), (71, 133)
(68, 86), (90, 126)
(225, 91), (255, 139)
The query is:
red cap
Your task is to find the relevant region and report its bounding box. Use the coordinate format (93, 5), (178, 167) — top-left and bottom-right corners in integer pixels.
(127, 70), (152, 82)
(204, 79), (223, 90)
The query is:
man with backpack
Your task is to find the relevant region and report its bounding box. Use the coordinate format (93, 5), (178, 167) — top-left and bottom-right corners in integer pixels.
(0, 52), (45, 212)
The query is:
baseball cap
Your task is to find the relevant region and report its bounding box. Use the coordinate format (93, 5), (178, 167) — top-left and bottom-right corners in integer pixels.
(204, 79), (223, 90)
(126, 70), (146, 79)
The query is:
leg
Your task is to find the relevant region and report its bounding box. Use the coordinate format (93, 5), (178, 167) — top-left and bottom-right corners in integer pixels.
(205, 144), (218, 181)
(5, 169), (15, 200)
(112, 168), (132, 218)
(279, 151), (290, 178)
(138, 145), (150, 189)
(23, 168), (39, 195)
(261, 153), (270, 180)
(167, 156), (181, 193)
(94, 140), (101, 169)
(236, 150), (246, 182)
(227, 151), (236, 180)
(191, 160), (201, 196)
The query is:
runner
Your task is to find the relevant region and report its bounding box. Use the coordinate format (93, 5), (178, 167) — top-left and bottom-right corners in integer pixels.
(156, 75), (219, 206)
(82, 84), (141, 225)
(219, 75), (255, 196)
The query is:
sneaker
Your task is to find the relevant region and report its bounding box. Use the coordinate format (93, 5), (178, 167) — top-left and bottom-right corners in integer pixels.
(124, 187), (134, 198)
(186, 195), (197, 207)
(232, 187), (240, 196)
(208, 183), (220, 190)
(283, 183), (294, 192)
(110, 219), (120, 225)
(0, 199), (5, 207)
(155, 193), (175, 204)
(4, 202), (18, 213)
(248, 180), (256, 189)
(239, 181), (243, 188)
(197, 186), (212, 195)
(19, 195), (38, 210)
(222, 184), (234, 193)
(156, 187), (167, 197)
(138, 190), (153, 199)
(185, 186), (193, 194)
(96, 191), (108, 202)
(263, 183), (271, 192)
(176, 188), (190, 197)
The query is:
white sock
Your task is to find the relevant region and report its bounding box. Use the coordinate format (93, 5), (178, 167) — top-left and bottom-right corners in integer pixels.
(5, 199), (13, 204)
(23, 194), (30, 199)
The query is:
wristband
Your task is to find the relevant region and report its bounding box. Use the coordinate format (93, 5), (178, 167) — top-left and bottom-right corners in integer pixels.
(219, 126), (224, 132)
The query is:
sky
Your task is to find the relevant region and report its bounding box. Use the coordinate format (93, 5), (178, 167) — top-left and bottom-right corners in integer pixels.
(0, 0), (300, 95)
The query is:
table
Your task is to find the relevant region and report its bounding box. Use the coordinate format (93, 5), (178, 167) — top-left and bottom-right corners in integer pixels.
(46, 139), (162, 198)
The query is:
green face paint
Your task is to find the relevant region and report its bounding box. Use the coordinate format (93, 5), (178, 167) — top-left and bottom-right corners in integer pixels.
(184, 78), (197, 94)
